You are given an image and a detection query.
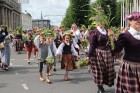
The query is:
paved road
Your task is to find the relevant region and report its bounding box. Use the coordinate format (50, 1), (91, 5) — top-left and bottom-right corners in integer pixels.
(0, 46), (119, 93)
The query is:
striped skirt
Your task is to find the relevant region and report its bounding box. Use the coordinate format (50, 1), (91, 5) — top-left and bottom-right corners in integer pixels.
(90, 49), (116, 86)
(115, 60), (140, 93)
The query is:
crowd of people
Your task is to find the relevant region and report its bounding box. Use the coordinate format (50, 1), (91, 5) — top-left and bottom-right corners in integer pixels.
(0, 12), (140, 93)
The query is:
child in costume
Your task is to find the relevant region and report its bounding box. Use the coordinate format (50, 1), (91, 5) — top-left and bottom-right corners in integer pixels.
(36, 33), (52, 83)
(56, 33), (79, 81)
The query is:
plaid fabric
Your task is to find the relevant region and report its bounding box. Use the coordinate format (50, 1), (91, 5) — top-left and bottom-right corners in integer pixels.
(115, 60), (140, 93)
(13, 39), (24, 51)
(90, 49), (116, 86)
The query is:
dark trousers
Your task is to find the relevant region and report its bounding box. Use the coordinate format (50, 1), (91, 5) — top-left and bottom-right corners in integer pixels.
(39, 62), (44, 73)
(39, 61), (50, 73)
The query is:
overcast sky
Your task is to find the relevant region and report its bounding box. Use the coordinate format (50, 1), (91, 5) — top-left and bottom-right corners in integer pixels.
(22, 0), (95, 26)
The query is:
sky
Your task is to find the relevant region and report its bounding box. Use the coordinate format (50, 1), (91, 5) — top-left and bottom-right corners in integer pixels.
(22, 0), (95, 26)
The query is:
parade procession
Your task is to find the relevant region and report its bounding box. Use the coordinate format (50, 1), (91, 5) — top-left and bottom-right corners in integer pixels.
(0, 0), (140, 93)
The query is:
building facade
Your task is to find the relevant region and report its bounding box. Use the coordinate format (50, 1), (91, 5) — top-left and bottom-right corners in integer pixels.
(32, 19), (51, 29)
(22, 12), (32, 31)
(0, 0), (21, 30)
(120, 0), (140, 27)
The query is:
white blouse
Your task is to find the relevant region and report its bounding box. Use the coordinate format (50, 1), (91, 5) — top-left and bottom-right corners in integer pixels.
(97, 26), (107, 35)
(128, 27), (140, 40)
(56, 42), (78, 56)
(71, 29), (82, 43)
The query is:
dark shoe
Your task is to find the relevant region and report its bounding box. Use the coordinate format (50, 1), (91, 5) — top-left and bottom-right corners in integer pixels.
(97, 85), (105, 93)
(3, 67), (9, 71)
(88, 69), (91, 73)
(97, 90), (104, 93)
(53, 68), (56, 72)
(28, 62), (30, 64)
(46, 78), (52, 84)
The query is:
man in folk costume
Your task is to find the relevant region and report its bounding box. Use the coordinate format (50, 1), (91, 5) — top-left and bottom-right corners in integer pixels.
(110, 12), (140, 93)
(86, 20), (116, 93)
(56, 33), (79, 81)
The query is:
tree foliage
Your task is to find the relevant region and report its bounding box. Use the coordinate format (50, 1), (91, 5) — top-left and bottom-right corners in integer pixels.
(62, 0), (90, 29)
(96, 0), (120, 27)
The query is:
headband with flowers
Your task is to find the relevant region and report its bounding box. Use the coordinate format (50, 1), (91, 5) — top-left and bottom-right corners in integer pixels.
(125, 12), (140, 20)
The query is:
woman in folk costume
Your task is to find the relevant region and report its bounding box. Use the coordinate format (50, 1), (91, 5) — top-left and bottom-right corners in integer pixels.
(59, 25), (65, 36)
(56, 33), (79, 81)
(36, 33), (52, 83)
(24, 33), (33, 64)
(70, 23), (82, 55)
(14, 29), (23, 54)
(86, 21), (116, 93)
(80, 25), (89, 55)
(0, 25), (10, 70)
(54, 28), (63, 48)
(110, 12), (140, 93)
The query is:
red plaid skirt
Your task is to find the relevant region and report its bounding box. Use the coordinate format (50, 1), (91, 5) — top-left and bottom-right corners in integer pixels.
(115, 60), (140, 93)
(90, 49), (116, 86)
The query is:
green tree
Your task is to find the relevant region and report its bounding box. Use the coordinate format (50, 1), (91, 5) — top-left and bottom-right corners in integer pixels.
(115, 1), (121, 27)
(96, 0), (120, 27)
(62, 0), (90, 29)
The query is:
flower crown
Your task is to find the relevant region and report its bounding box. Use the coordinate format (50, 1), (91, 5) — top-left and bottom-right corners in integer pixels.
(125, 12), (140, 20)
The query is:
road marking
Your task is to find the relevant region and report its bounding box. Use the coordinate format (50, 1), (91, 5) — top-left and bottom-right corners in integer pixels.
(22, 84), (29, 90)
(24, 59), (34, 60)
(15, 72), (19, 75)
(10, 59), (15, 61)
(10, 63), (23, 67)
(10, 63), (13, 66)
(13, 65), (23, 67)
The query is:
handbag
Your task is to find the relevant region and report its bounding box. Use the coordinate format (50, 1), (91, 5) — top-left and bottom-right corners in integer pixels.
(0, 42), (4, 49)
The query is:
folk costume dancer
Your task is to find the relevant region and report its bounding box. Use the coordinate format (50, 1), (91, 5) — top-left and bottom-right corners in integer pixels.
(56, 34), (79, 81)
(36, 34), (52, 83)
(24, 33), (33, 64)
(113, 12), (140, 93)
(86, 21), (116, 93)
